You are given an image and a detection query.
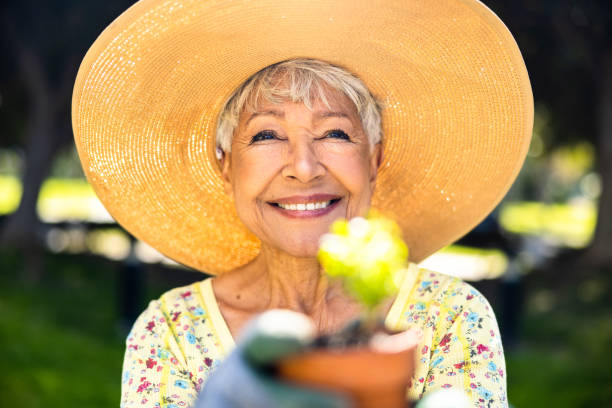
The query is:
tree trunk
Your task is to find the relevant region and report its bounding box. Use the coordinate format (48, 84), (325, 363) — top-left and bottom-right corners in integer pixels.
(587, 50), (612, 267)
(0, 109), (58, 245)
(0, 47), (72, 281)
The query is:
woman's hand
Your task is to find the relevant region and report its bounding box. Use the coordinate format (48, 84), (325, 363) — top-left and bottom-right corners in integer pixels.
(195, 310), (350, 408)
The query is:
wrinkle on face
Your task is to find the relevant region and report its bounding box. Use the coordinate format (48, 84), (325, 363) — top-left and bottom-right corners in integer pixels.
(222, 86), (381, 258)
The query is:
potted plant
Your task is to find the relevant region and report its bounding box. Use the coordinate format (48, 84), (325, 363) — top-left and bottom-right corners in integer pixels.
(277, 214), (420, 408)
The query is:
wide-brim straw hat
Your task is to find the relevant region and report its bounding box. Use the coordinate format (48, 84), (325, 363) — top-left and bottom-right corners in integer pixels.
(72, 0), (533, 275)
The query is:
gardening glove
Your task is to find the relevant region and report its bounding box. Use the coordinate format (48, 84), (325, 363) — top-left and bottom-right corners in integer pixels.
(195, 309), (351, 408)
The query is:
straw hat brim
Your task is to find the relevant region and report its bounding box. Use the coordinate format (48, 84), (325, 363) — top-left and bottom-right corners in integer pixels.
(72, 0), (533, 274)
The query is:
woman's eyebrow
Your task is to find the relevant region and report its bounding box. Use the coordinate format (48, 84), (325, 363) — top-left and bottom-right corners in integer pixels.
(313, 111), (350, 120)
(244, 109), (284, 127)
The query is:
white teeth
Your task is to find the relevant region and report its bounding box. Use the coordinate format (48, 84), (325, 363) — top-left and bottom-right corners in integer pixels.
(277, 200), (333, 211)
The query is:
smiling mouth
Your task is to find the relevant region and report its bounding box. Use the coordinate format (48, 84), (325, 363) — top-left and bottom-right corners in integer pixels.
(271, 199), (340, 211)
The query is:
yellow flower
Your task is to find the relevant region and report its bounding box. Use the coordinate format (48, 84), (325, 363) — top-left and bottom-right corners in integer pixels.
(318, 213), (408, 310)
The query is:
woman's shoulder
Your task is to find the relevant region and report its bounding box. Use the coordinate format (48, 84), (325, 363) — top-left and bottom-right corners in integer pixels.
(126, 279), (211, 344)
(156, 278), (210, 309)
(393, 265), (506, 404)
(410, 265), (487, 306)
(127, 280), (205, 331)
(388, 264), (495, 330)
(122, 278), (229, 393)
(121, 279), (228, 406)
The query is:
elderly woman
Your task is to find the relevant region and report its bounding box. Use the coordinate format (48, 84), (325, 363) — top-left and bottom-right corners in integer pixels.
(72, 1), (533, 407)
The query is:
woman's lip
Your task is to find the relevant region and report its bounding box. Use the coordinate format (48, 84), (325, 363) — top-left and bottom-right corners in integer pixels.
(268, 198), (341, 219)
(268, 194), (341, 205)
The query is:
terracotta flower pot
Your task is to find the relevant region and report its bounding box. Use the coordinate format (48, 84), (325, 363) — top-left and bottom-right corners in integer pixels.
(278, 329), (418, 408)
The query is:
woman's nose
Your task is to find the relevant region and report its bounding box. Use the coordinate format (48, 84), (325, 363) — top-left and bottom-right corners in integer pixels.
(281, 138), (325, 183)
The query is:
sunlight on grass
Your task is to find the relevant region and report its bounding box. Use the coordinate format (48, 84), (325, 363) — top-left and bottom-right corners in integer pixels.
(0, 175), (21, 214)
(38, 178), (112, 222)
(499, 200), (596, 248)
(0, 176), (112, 221)
(419, 245), (508, 281)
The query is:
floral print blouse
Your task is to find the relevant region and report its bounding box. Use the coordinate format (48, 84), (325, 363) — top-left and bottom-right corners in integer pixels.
(121, 263), (507, 407)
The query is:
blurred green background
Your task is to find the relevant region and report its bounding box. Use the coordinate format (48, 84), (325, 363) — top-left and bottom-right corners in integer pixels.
(1, 1), (611, 407)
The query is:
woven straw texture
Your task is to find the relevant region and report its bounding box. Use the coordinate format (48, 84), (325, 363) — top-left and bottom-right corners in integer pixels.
(72, 0), (533, 274)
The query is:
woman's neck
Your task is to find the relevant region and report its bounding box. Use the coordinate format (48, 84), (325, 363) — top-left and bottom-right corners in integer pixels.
(254, 245), (335, 313)
(213, 243), (362, 334)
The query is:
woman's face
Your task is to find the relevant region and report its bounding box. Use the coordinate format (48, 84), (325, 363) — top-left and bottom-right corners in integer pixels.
(222, 88), (381, 258)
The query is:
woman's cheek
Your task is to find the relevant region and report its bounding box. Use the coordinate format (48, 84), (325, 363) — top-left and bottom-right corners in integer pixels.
(236, 145), (285, 179)
(318, 144), (372, 185)
(230, 146), (285, 215)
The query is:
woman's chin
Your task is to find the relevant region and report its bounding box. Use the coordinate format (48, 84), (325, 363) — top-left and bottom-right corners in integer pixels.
(265, 236), (322, 259)
(279, 244), (320, 259)
(256, 224), (334, 259)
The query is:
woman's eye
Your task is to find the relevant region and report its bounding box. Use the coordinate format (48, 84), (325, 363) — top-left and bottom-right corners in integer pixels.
(325, 129), (351, 140)
(250, 130), (277, 144)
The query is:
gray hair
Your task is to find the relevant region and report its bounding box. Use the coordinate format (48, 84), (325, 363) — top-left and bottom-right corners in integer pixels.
(215, 58), (383, 152)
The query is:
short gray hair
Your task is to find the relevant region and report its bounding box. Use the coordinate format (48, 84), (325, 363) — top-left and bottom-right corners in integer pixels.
(216, 58), (383, 152)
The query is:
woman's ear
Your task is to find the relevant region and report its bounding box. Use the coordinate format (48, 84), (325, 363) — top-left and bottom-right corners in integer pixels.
(369, 142), (383, 187)
(219, 149), (234, 198)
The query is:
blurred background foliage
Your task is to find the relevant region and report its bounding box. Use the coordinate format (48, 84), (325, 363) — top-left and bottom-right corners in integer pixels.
(1, 0), (611, 407)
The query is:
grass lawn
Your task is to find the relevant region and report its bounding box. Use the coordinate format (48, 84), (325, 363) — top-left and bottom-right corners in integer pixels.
(1, 248), (610, 407)
(505, 273), (612, 407)
(0, 250), (127, 407)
